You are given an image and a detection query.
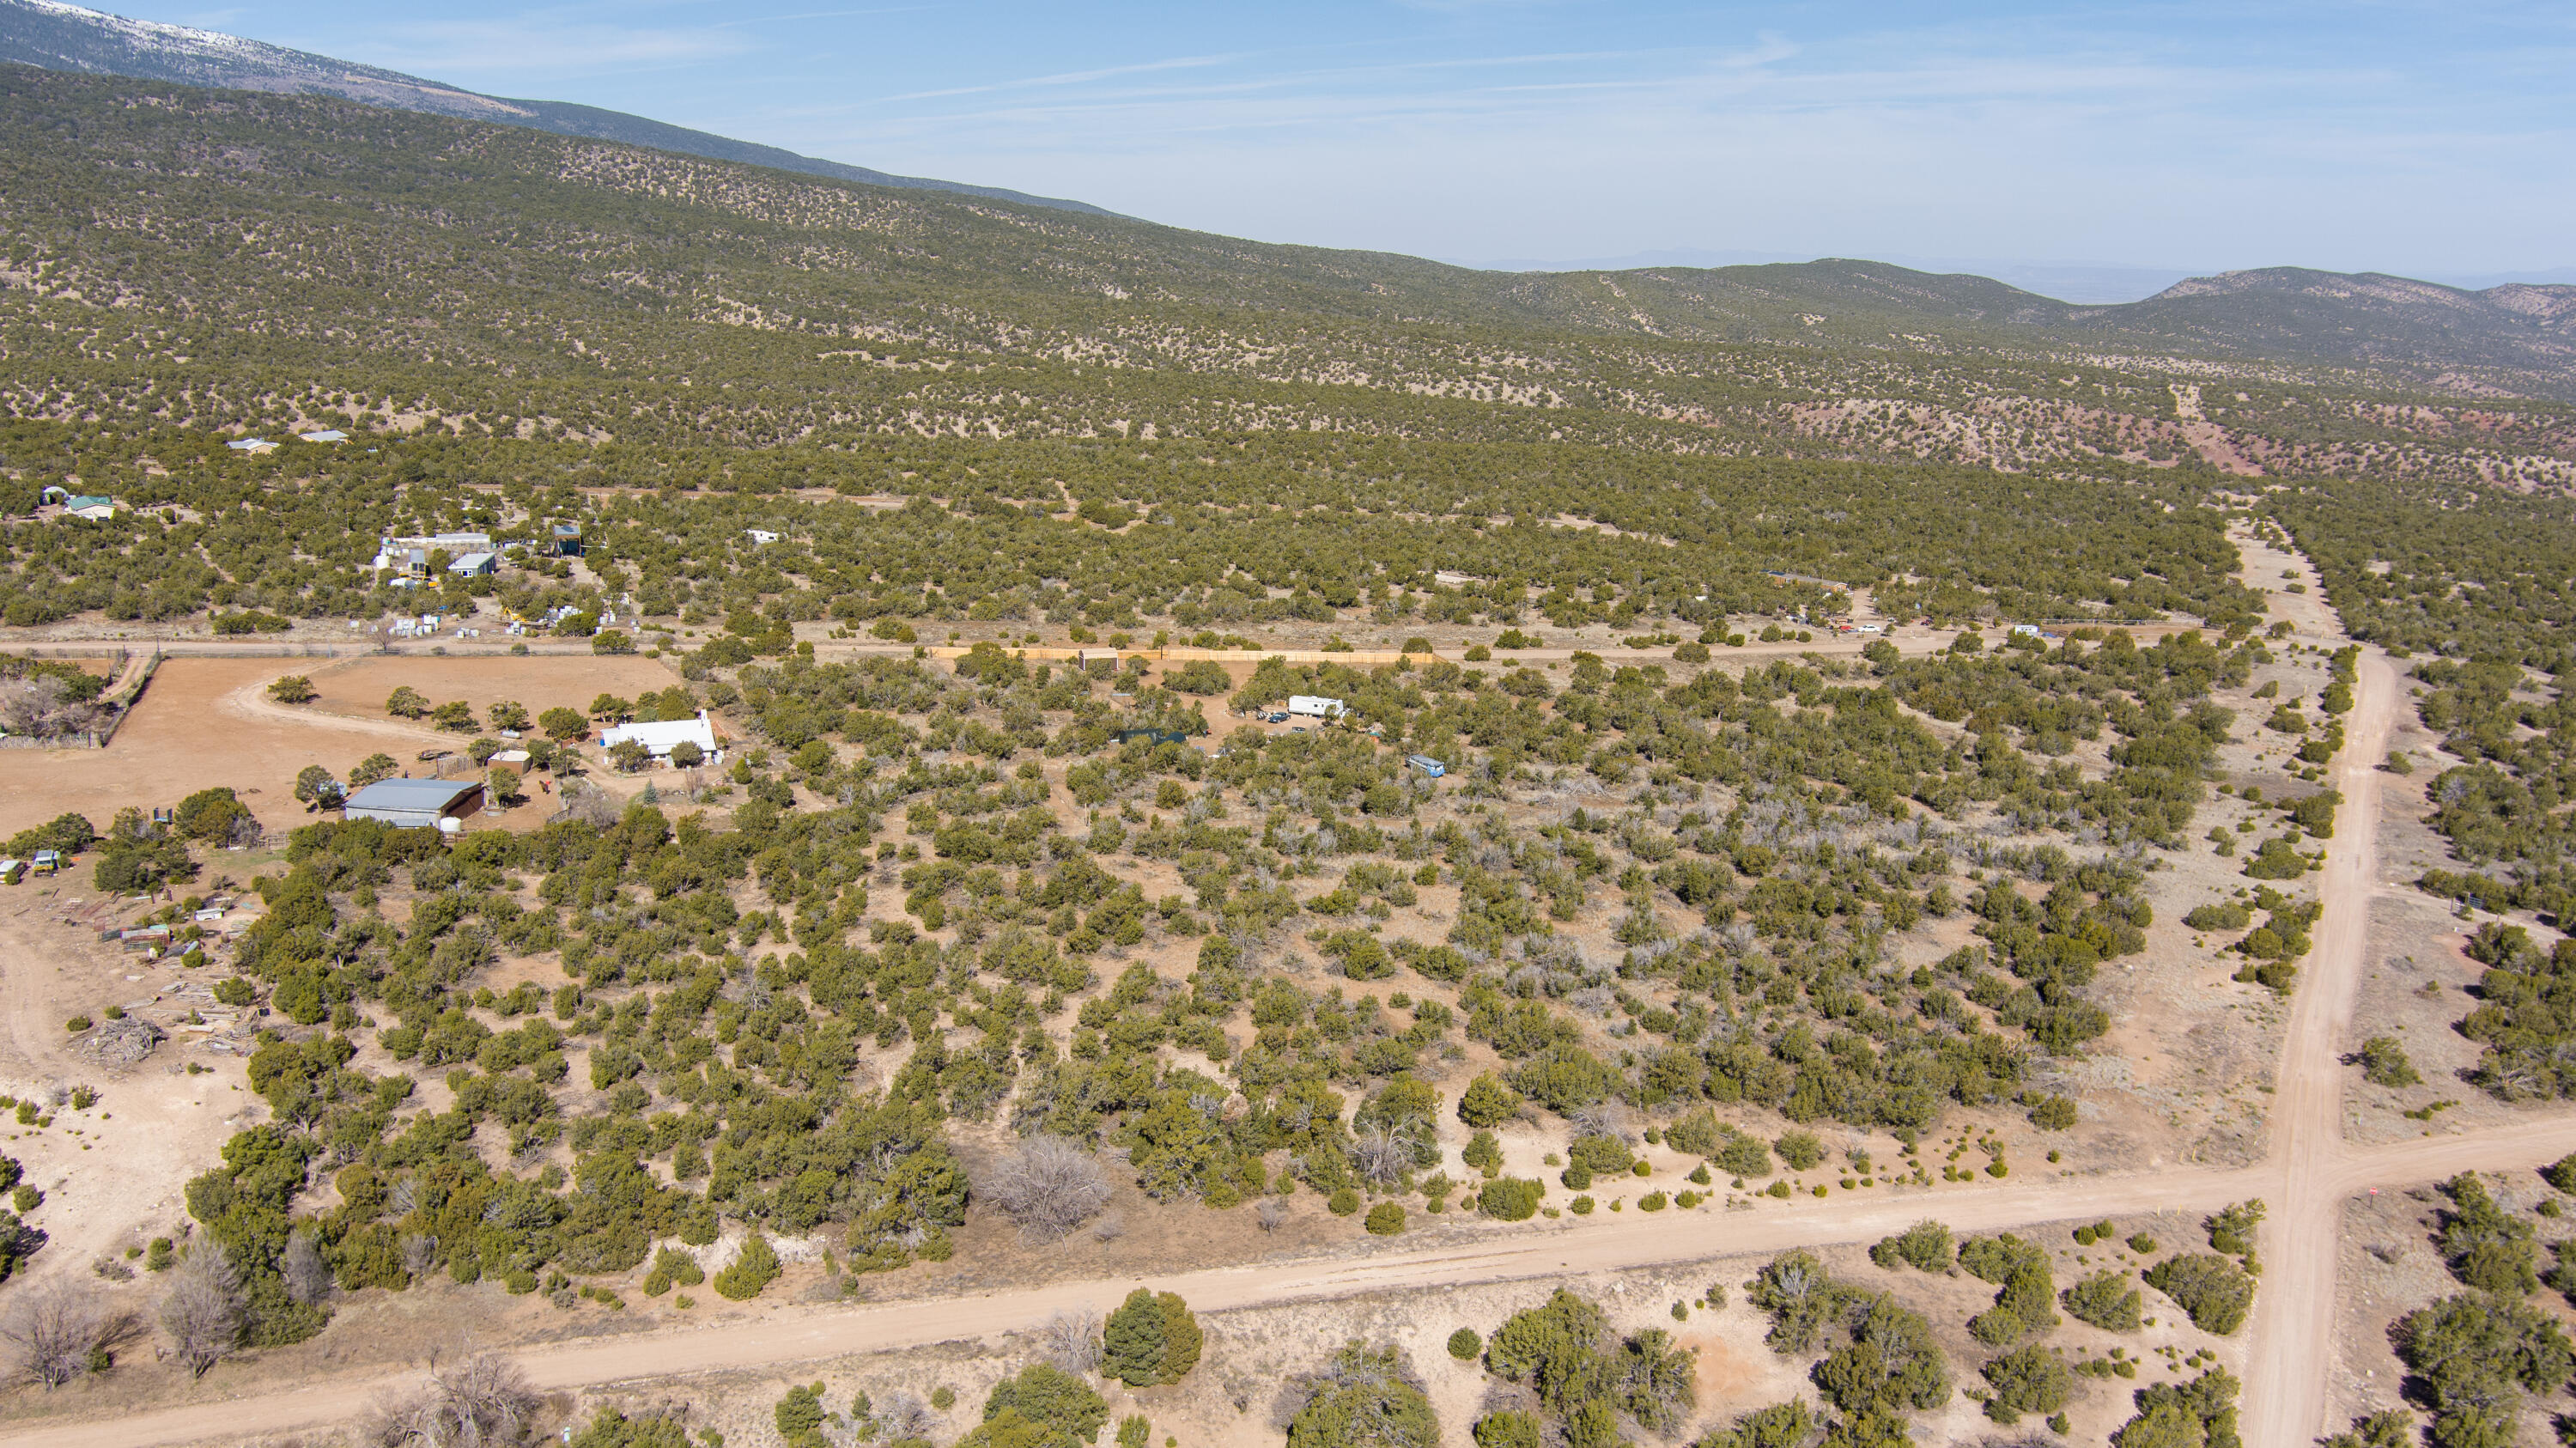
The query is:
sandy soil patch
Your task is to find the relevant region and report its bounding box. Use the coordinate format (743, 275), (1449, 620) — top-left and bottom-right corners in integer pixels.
(290, 653), (683, 734)
(0, 875), (262, 1308)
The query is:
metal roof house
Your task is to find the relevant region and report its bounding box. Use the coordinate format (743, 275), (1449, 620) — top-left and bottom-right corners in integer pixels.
(598, 712), (721, 762)
(343, 777), (484, 830)
(447, 551), (497, 577)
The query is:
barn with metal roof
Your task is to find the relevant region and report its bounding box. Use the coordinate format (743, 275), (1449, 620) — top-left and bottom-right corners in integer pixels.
(342, 777), (483, 830)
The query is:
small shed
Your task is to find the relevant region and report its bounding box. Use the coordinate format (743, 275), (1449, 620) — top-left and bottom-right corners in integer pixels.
(447, 551), (497, 577)
(343, 777), (484, 830)
(550, 524), (585, 557)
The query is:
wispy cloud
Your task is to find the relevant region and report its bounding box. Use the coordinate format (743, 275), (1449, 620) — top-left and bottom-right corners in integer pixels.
(169, 0), (2576, 273)
(342, 10), (756, 77)
(878, 52), (1249, 104)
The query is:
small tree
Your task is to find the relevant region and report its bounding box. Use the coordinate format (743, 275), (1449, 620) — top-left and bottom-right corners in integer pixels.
(293, 766), (343, 812)
(267, 675), (317, 704)
(1102, 1290), (1164, 1385)
(486, 700), (530, 732)
(173, 787), (252, 843)
(539, 706), (590, 741)
(385, 686), (429, 719)
(431, 701), (477, 732)
(488, 764), (522, 805)
(590, 693), (634, 722)
(350, 752), (398, 788)
(1457, 1073), (1522, 1128)
(160, 1241), (245, 1378)
(1103, 1287), (1200, 1386)
(610, 739), (652, 773)
(670, 740), (705, 769)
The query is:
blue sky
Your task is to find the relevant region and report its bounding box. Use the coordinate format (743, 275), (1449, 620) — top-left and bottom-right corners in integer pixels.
(112, 1), (2576, 278)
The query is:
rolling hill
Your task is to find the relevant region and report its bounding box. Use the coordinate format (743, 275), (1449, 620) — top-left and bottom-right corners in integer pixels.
(0, 61), (2566, 489)
(0, 0), (1116, 216)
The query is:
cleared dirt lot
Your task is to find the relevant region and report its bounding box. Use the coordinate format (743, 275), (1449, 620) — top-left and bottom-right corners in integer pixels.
(0, 654), (686, 842)
(0, 880), (262, 1323)
(290, 653), (683, 733)
(0, 659), (398, 839)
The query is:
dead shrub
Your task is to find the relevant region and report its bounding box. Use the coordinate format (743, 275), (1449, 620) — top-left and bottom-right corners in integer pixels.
(361, 1352), (544, 1446)
(982, 1136), (1114, 1244)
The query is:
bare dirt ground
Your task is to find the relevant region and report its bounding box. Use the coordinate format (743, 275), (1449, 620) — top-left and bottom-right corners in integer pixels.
(0, 893), (258, 1317)
(0, 660), (416, 840)
(283, 654), (683, 736)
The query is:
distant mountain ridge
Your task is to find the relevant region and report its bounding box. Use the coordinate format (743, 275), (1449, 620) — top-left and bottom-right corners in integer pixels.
(0, 0), (1118, 216)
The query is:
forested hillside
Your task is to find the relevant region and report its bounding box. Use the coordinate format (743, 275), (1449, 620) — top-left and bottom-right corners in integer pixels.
(0, 64), (2569, 484)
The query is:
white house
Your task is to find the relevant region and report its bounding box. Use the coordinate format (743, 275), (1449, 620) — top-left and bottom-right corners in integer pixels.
(226, 437), (278, 454)
(1286, 695), (1347, 720)
(598, 711), (722, 763)
(372, 532), (494, 575)
(297, 429), (348, 443)
(744, 529), (781, 545)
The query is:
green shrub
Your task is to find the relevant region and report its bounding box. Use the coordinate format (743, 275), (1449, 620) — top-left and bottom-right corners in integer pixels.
(1869, 1220), (1953, 1273)
(2062, 1271), (2144, 1331)
(2546, 1153), (2576, 1195)
(1716, 1132), (1772, 1178)
(1980, 1343), (2071, 1424)
(2144, 1254), (2256, 1335)
(2354, 1036), (2421, 1087)
(712, 1233), (781, 1300)
(2184, 901), (2252, 931)
(1290, 1342), (1438, 1448)
(1328, 1188), (1361, 1217)
(1103, 1288), (1202, 1387)
(970, 1363), (1107, 1448)
(2205, 1200), (2264, 1256)
(1364, 1202), (1406, 1236)
(1771, 1130), (1824, 1171)
(1478, 1178), (1543, 1221)
(1447, 1327), (1481, 1360)
(1441, 1059), (1516, 1126)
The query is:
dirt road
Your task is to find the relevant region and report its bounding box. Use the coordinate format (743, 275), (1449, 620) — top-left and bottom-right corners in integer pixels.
(213, 671), (454, 751)
(11, 1113), (2567, 1448)
(2239, 646), (2399, 1448)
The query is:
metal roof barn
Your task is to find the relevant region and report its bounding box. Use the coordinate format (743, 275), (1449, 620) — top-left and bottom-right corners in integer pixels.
(342, 777), (484, 830)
